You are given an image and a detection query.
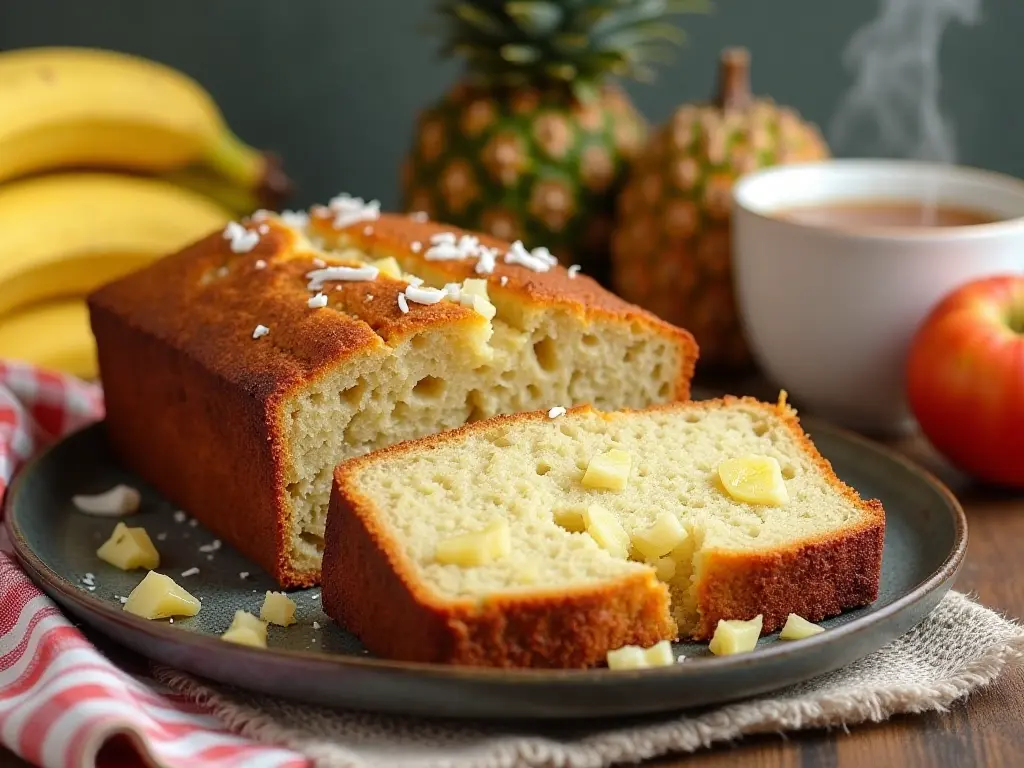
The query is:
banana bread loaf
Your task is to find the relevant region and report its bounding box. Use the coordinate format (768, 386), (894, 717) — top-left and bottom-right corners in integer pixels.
(322, 395), (885, 667)
(88, 197), (697, 588)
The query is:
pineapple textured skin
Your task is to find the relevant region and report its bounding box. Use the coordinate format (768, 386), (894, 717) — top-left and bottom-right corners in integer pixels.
(610, 49), (830, 372)
(401, 82), (645, 282)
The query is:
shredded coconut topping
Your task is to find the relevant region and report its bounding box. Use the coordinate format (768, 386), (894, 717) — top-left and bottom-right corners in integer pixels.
(363, 225), (374, 236)
(410, 241), (422, 253)
(567, 264), (581, 279)
(312, 621), (321, 630)
(443, 283), (462, 301)
(397, 293), (410, 314)
(223, 221), (260, 253)
(257, 224), (270, 235)
(426, 233), (485, 263)
(410, 211), (429, 222)
(406, 276), (424, 287)
(308, 292), (329, 309)
(547, 406), (567, 418)
(406, 285), (446, 305)
(475, 247), (498, 274)
(180, 567), (200, 578)
(424, 233), (465, 261)
(327, 193), (381, 230)
(504, 241), (557, 272)
(312, 257), (327, 268)
(239, 571), (250, 579)
(306, 265), (379, 290)
(173, 511), (187, 524)
(254, 259), (267, 270)
(279, 209), (310, 228)
(421, 232), (500, 274)
(423, 242), (462, 261)
(252, 324), (270, 340)
(499, 275), (509, 286)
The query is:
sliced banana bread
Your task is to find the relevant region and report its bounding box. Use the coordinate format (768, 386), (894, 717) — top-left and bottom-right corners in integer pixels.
(322, 395), (885, 668)
(88, 199), (697, 588)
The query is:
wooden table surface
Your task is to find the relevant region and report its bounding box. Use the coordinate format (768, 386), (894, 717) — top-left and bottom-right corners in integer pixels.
(2, 398), (1023, 767)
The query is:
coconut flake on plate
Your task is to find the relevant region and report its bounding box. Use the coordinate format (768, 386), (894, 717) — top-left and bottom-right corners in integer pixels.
(71, 485), (141, 517)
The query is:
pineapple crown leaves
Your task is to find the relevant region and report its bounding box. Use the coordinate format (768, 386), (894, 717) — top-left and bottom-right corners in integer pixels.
(429, 0), (711, 101)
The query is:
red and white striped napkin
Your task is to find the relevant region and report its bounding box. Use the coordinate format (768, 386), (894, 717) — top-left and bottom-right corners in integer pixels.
(0, 361), (309, 768)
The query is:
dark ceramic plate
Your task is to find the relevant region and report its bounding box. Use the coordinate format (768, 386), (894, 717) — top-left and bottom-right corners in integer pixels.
(5, 418), (966, 721)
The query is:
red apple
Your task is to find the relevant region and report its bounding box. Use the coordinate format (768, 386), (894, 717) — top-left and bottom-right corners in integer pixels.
(906, 274), (1024, 487)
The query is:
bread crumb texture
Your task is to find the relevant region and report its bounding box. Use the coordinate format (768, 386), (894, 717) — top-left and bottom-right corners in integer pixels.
(327, 397), (884, 665)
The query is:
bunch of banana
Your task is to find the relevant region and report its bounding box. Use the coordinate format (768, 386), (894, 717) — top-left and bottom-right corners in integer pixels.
(0, 46), (294, 379)
(0, 46), (291, 208)
(0, 173), (233, 379)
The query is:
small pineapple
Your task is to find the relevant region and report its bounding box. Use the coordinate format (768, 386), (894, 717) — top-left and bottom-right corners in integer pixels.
(610, 47), (830, 371)
(401, 0), (706, 284)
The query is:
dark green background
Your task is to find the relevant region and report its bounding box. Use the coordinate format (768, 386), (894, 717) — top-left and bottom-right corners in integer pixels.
(2, 0), (1019, 210)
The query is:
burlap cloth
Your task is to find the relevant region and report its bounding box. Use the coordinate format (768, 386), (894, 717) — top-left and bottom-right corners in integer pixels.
(153, 590), (1024, 768)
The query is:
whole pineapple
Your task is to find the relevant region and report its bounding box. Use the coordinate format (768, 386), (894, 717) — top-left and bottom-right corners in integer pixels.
(610, 47), (830, 372)
(401, 0), (705, 284)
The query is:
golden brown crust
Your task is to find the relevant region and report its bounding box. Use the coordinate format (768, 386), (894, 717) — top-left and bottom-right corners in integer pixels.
(322, 395), (885, 664)
(88, 301), (297, 585)
(322, 477), (676, 668)
(693, 513), (884, 640)
(311, 212), (698, 400)
(88, 219), (484, 402)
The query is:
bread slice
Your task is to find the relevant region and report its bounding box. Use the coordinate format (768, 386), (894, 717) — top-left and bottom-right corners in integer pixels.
(322, 395), (885, 668)
(87, 202), (697, 588)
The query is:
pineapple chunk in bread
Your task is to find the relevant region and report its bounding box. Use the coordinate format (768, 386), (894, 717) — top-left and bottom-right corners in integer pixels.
(88, 204), (696, 589)
(322, 396), (885, 668)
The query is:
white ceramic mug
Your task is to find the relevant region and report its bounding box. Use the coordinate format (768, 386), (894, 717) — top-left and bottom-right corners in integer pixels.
(731, 159), (1024, 436)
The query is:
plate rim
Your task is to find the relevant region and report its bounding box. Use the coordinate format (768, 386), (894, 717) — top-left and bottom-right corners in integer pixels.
(4, 416), (968, 686)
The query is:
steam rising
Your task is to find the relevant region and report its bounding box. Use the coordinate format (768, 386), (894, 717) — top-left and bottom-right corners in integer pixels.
(828, 0), (982, 163)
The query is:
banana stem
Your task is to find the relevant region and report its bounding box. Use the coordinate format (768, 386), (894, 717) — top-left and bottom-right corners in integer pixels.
(202, 130), (294, 210)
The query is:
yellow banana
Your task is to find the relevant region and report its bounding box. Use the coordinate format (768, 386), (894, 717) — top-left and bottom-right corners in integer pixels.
(0, 172), (232, 317)
(0, 299), (98, 380)
(0, 47), (292, 205)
